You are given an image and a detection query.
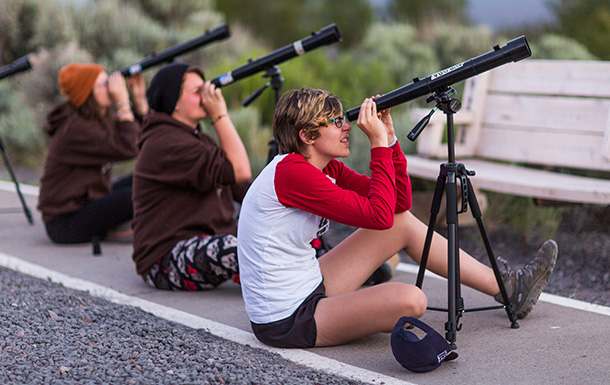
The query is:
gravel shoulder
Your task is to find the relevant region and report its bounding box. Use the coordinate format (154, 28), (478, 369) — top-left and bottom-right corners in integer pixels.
(0, 267), (365, 385)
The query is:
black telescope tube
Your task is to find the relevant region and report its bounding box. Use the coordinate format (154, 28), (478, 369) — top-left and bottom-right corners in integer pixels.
(345, 36), (531, 121)
(211, 24), (342, 88)
(120, 23), (231, 76)
(0, 55), (32, 81)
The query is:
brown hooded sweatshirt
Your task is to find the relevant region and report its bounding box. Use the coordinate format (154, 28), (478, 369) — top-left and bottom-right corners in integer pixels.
(131, 112), (249, 276)
(37, 103), (140, 222)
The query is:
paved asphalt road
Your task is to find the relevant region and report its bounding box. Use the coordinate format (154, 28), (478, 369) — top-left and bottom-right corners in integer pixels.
(1, 182), (609, 384)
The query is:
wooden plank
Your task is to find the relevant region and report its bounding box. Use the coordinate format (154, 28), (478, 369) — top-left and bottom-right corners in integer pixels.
(476, 127), (610, 170)
(488, 60), (610, 98)
(406, 156), (610, 205)
(483, 94), (610, 134)
(411, 109), (476, 158)
(603, 108), (610, 160)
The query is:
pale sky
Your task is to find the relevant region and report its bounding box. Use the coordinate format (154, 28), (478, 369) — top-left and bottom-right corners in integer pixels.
(467, 0), (556, 30)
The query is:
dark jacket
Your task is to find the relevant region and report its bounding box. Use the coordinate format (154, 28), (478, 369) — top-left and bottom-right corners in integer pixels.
(131, 112), (249, 276)
(37, 103), (140, 222)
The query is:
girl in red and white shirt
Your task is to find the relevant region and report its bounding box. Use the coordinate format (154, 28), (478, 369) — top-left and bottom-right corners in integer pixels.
(237, 87), (557, 348)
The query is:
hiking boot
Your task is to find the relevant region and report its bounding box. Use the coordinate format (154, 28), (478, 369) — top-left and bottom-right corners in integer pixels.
(494, 239), (558, 319)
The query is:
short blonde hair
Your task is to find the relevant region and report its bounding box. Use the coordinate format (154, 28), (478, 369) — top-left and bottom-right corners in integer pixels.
(273, 87), (342, 155)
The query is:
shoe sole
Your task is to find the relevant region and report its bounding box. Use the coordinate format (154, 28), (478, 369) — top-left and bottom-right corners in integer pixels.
(516, 240), (558, 319)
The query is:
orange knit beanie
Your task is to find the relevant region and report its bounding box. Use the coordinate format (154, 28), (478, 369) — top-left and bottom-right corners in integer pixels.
(58, 63), (105, 108)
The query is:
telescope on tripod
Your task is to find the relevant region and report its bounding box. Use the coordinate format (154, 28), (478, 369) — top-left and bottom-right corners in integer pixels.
(120, 23), (231, 76)
(348, 36), (532, 349)
(0, 55), (34, 224)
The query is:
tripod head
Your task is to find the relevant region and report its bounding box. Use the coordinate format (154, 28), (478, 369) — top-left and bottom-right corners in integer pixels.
(241, 65), (284, 107)
(407, 87), (460, 142)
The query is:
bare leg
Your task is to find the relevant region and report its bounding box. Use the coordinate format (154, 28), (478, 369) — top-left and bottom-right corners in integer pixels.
(396, 211), (500, 296)
(313, 210), (500, 346)
(319, 211), (499, 296)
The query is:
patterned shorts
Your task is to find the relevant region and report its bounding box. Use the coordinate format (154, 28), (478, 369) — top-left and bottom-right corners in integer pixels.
(145, 234), (239, 291)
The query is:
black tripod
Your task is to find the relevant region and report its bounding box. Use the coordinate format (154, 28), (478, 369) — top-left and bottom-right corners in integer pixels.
(408, 87), (518, 349)
(0, 135), (34, 224)
(240, 65), (284, 164)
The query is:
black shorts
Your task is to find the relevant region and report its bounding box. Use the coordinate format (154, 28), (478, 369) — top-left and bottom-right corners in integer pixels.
(251, 281), (326, 348)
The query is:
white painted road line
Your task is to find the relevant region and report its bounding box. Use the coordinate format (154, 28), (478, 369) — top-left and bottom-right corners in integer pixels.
(396, 263), (610, 317)
(0, 180), (39, 196)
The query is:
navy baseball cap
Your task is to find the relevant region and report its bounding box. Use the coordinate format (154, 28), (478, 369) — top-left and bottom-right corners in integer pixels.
(391, 316), (458, 372)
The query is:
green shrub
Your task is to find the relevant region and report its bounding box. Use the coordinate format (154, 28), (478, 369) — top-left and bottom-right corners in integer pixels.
(1, 0), (603, 187)
(23, 43), (94, 108)
(30, 0), (77, 50)
(0, 0), (40, 63)
(425, 23), (496, 69)
(356, 23), (439, 87)
(483, 192), (563, 243)
(0, 82), (46, 168)
(71, 0), (167, 62)
(126, 0), (215, 28)
(531, 33), (597, 60)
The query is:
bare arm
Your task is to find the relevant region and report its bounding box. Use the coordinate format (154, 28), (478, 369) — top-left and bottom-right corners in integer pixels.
(201, 81), (251, 183)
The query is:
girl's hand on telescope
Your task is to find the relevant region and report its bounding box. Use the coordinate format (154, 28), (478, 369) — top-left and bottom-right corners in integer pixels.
(356, 97), (388, 148)
(107, 72), (130, 104)
(372, 94), (395, 145)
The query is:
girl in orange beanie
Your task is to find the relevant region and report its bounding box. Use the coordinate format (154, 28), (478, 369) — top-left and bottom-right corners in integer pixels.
(38, 63), (149, 244)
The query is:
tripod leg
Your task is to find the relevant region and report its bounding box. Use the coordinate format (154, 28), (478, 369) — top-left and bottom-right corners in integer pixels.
(0, 136), (33, 224)
(415, 172), (446, 288)
(445, 169), (464, 348)
(466, 179), (519, 328)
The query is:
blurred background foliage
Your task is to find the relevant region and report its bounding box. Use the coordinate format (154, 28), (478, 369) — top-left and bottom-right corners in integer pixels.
(0, 0), (601, 174)
(1, 0), (604, 240)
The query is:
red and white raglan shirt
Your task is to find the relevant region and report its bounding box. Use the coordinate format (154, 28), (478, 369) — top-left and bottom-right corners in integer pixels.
(237, 141), (412, 324)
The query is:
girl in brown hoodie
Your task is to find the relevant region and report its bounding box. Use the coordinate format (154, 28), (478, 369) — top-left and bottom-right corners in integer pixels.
(38, 63), (148, 244)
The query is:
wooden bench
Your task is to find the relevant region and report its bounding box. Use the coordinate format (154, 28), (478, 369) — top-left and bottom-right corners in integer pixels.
(407, 59), (610, 205)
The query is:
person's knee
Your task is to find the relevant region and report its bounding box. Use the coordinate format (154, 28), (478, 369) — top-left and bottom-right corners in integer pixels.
(401, 284), (426, 317)
(389, 282), (427, 318)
